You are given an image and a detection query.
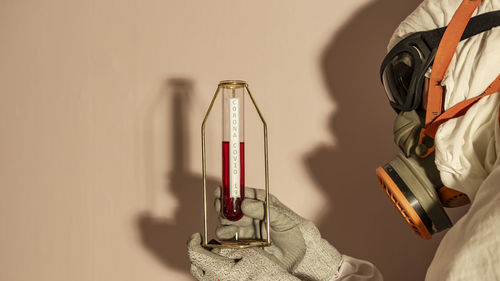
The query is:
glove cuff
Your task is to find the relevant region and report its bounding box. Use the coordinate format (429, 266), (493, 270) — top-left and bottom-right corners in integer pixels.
(292, 221), (343, 281)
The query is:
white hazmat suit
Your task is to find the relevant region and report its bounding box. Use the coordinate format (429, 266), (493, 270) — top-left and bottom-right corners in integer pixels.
(392, 0), (500, 280)
(344, 0), (500, 279)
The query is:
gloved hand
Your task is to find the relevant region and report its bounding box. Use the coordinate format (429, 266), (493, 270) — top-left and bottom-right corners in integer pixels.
(215, 187), (343, 281)
(187, 232), (302, 281)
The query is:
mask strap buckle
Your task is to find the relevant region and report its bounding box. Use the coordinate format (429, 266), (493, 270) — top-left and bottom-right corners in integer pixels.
(415, 128), (435, 158)
(425, 75), (500, 138)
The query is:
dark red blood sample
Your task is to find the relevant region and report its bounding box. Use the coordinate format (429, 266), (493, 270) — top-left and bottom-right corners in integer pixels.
(222, 141), (245, 221)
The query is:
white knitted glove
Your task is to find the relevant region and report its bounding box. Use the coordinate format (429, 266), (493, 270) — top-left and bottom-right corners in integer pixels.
(215, 187), (343, 281)
(187, 233), (302, 281)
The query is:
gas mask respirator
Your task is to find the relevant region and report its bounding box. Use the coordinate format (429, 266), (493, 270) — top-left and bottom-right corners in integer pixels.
(376, 1), (500, 239)
(376, 111), (469, 239)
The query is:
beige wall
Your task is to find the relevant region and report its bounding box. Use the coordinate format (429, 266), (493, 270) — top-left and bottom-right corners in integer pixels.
(0, 1), (469, 280)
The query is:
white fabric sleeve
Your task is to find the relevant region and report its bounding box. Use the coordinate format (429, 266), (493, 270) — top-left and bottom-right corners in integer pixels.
(426, 100), (500, 280)
(331, 255), (383, 281)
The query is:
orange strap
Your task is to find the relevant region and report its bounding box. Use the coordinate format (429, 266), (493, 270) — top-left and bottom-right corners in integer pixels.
(425, 0), (482, 126)
(425, 74), (500, 138)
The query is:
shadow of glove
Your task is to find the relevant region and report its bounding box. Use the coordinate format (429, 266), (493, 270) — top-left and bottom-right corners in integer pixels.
(187, 233), (302, 281)
(215, 187), (342, 281)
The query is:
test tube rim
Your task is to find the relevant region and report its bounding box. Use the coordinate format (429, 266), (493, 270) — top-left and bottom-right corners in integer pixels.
(219, 80), (247, 88)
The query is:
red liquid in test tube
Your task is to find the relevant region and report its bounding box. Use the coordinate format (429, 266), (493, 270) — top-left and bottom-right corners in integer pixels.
(222, 141), (244, 221)
(221, 86), (245, 221)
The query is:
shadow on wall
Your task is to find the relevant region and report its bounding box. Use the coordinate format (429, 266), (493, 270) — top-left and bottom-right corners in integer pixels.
(305, 1), (446, 281)
(135, 1), (471, 279)
(137, 78), (217, 275)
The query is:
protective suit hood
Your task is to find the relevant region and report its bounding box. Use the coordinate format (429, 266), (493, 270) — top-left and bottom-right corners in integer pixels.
(388, 0), (500, 201)
(387, 1), (500, 280)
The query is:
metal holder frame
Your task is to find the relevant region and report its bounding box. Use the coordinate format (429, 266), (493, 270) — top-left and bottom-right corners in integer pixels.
(201, 80), (271, 249)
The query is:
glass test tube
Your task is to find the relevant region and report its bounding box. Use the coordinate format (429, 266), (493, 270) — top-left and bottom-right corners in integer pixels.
(222, 85), (245, 221)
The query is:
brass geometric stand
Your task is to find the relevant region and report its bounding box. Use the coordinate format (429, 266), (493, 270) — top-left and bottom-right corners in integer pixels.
(201, 80), (271, 249)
